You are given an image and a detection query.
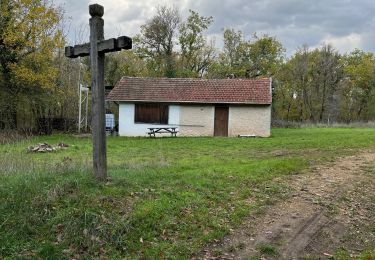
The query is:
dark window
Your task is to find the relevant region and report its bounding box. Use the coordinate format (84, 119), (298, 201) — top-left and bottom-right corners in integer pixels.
(134, 103), (169, 124)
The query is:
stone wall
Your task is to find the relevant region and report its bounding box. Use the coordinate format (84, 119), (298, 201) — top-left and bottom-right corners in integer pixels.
(228, 105), (271, 137)
(179, 105), (215, 136)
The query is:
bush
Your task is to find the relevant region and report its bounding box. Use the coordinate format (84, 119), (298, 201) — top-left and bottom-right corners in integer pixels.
(0, 130), (30, 145)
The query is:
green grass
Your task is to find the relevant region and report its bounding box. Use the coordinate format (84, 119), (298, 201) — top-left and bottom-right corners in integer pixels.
(257, 243), (279, 256)
(1, 128), (375, 258)
(333, 249), (375, 260)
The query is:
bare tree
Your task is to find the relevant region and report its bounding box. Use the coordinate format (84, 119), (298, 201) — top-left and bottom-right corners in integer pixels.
(136, 6), (180, 77)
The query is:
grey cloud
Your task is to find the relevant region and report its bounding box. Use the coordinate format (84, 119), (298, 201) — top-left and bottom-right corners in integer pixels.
(180, 0), (375, 54)
(59, 0), (375, 55)
(56, 0), (90, 44)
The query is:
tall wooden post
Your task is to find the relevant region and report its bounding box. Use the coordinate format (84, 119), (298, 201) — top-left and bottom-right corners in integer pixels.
(89, 4), (107, 180)
(64, 4), (132, 181)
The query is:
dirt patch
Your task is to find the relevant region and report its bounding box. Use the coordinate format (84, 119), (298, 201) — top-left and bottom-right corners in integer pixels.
(198, 152), (375, 259)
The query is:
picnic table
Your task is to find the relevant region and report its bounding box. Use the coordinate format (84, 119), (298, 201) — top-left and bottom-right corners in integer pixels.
(147, 127), (178, 137)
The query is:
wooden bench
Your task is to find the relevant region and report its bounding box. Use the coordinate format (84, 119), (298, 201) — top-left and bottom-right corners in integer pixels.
(147, 127), (178, 137)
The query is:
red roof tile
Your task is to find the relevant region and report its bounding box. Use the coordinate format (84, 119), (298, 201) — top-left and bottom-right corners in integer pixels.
(107, 77), (272, 105)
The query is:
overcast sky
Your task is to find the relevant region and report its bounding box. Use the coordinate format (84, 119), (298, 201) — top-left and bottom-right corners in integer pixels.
(57, 0), (375, 56)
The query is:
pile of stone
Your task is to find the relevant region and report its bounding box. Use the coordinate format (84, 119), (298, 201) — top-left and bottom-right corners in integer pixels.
(27, 142), (69, 153)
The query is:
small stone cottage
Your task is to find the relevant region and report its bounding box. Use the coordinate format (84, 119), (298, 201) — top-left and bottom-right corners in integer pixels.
(106, 77), (272, 137)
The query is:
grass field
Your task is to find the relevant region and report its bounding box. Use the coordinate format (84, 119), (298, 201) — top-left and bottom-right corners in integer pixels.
(1, 128), (375, 258)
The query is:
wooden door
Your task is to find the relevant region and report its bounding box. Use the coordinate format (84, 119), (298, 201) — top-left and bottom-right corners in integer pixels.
(214, 106), (229, 137)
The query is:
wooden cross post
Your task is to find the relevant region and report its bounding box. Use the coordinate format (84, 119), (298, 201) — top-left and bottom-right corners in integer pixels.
(65, 4), (132, 180)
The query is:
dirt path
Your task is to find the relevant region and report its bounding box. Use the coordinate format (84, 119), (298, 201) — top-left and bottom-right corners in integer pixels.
(198, 152), (375, 259)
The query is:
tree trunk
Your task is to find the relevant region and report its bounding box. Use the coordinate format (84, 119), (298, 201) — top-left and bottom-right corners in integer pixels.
(2, 77), (18, 129)
(319, 80), (327, 122)
(165, 54), (175, 78)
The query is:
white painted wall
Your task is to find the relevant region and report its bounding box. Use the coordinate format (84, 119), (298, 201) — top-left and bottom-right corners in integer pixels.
(118, 103), (180, 136)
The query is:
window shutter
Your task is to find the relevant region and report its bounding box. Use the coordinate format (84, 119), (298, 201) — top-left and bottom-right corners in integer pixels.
(135, 104), (169, 124)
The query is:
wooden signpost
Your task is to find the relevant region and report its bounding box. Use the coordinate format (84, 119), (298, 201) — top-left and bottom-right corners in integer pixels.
(65, 4), (132, 180)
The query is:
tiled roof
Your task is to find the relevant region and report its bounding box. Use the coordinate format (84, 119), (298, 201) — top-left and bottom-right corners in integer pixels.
(107, 77), (272, 105)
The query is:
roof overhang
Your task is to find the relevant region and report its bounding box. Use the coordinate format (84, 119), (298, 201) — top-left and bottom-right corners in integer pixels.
(106, 99), (271, 105)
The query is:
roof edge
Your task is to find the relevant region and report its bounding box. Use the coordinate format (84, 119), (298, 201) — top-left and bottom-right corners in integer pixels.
(118, 76), (271, 82)
(105, 99), (271, 105)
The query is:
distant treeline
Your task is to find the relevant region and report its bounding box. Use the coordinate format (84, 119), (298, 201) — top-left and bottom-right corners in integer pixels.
(1, 1), (374, 132)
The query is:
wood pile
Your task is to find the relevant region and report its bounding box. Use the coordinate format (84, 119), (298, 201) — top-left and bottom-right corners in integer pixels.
(27, 142), (69, 153)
